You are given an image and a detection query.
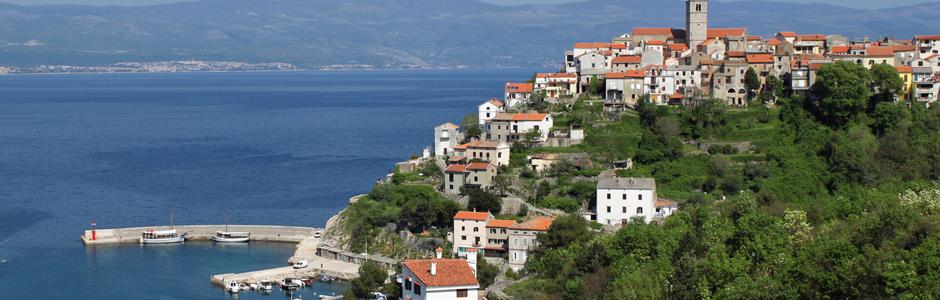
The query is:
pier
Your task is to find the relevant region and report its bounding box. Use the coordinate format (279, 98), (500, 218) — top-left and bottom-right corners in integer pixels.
(81, 224), (363, 286)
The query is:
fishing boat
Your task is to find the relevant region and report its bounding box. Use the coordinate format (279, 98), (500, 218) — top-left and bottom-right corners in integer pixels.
(279, 278), (302, 290)
(141, 204), (187, 244)
(212, 210), (250, 242)
(318, 275), (336, 282)
(211, 231), (250, 242)
(140, 229), (187, 244)
(259, 279), (274, 292)
(226, 280), (241, 293)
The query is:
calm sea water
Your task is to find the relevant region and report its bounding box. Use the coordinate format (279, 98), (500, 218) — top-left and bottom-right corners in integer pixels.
(0, 69), (532, 299)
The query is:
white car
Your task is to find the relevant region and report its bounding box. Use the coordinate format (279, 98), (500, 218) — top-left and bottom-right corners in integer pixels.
(314, 231), (322, 239)
(293, 260), (308, 269)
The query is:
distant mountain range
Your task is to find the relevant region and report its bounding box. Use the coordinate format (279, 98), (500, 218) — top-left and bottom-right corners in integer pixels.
(1, 0), (939, 69)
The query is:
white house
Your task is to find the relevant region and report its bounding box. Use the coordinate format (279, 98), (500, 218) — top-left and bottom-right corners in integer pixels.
(485, 113), (553, 144)
(595, 177), (657, 225)
(401, 248), (480, 300)
(915, 35), (940, 59)
(507, 217), (553, 272)
(451, 211), (493, 257)
(434, 123), (462, 157)
(534, 73), (578, 99)
(478, 99), (505, 126)
(461, 140), (511, 167)
(504, 82), (533, 108)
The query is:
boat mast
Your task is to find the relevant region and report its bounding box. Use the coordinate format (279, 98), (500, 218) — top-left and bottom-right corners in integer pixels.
(169, 203), (174, 230)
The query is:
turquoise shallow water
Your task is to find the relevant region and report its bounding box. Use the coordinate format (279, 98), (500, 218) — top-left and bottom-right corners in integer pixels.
(0, 69), (532, 299)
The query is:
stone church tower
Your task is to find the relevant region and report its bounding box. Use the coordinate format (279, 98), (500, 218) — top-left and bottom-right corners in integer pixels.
(686, 0), (708, 50)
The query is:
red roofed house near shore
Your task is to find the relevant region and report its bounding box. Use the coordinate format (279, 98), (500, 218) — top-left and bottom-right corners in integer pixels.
(504, 82), (533, 108)
(402, 247), (480, 300)
(507, 216), (554, 271)
(452, 211), (494, 256)
(442, 162), (496, 194)
(486, 112), (554, 144)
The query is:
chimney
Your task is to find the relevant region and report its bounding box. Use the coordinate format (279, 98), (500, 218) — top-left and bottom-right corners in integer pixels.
(466, 248), (478, 275)
(430, 262), (437, 276)
(435, 247), (443, 259)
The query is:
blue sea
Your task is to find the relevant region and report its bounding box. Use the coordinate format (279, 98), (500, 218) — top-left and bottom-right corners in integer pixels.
(0, 69), (532, 299)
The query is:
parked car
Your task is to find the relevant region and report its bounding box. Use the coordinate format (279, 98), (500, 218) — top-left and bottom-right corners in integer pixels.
(293, 260), (308, 269)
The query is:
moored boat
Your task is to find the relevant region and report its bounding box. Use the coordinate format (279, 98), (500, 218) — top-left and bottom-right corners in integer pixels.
(211, 231), (250, 242)
(279, 278), (302, 290)
(140, 230), (187, 244)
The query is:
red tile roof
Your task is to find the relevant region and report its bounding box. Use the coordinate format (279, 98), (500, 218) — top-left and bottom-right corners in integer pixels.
(866, 46), (896, 57)
(611, 56), (642, 64)
(896, 66), (913, 73)
(645, 40), (665, 45)
(610, 43), (627, 49)
(494, 114), (548, 121)
(747, 36), (762, 41)
(707, 28), (747, 38)
(465, 140), (503, 149)
(510, 216), (553, 231)
(778, 31), (797, 37)
(726, 51), (746, 57)
(890, 45), (916, 52)
(403, 259), (479, 287)
(632, 27), (674, 36)
(574, 42), (611, 49)
(505, 82), (533, 94)
(486, 219), (517, 228)
(485, 98), (505, 107)
(746, 53), (774, 64)
(670, 92), (684, 99)
(655, 199), (677, 207)
(445, 164), (468, 173)
(916, 35), (940, 41)
(466, 162), (492, 171)
(798, 34), (826, 41)
(454, 211), (492, 221)
(454, 143), (468, 150)
(830, 45), (850, 53)
(608, 70), (646, 79)
(767, 39), (782, 46)
(667, 43), (689, 52)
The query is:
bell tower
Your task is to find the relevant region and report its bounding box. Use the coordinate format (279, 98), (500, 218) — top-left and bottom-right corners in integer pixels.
(686, 0), (708, 50)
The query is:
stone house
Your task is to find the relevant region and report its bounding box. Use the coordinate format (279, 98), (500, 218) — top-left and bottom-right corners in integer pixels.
(507, 217), (553, 272)
(485, 113), (553, 144)
(434, 123), (462, 157)
(451, 211), (493, 257)
(478, 99), (505, 126)
(461, 140), (511, 167)
(534, 73), (578, 99)
(594, 177), (657, 225)
(443, 162), (496, 194)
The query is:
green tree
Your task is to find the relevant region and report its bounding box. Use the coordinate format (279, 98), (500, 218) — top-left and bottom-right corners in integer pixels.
(811, 61), (873, 128)
(461, 113), (482, 141)
(760, 75), (784, 103)
(870, 63), (904, 109)
(476, 252), (500, 289)
(825, 124), (879, 186)
(350, 261), (388, 299)
(492, 174), (512, 196)
(466, 189), (502, 215)
(588, 75), (603, 97)
(745, 67), (761, 99)
(522, 129), (542, 148)
(538, 214), (593, 249)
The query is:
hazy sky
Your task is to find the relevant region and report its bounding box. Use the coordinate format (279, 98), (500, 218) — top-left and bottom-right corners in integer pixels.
(0, 0), (930, 10)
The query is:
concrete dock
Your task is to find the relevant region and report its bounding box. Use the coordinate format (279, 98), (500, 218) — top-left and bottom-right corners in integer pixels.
(81, 224), (363, 286)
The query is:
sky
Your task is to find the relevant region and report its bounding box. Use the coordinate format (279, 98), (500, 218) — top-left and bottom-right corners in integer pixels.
(0, 0), (930, 10)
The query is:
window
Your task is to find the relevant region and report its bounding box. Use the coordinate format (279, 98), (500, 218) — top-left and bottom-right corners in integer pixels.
(622, 207), (627, 213)
(461, 226), (465, 231)
(473, 227), (479, 232)
(696, 3), (702, 11)
(405, 278), (412, 291)
(637, 207), (643, 214)
(639, 194), (643, 201)
(462, 236), (467, 240)
(607, 193), (611, 199)
(622, 194), (626, 200)
(457, 289), (469, 298)
(607, 206), (611, 213)
(414, 283), (422, 295)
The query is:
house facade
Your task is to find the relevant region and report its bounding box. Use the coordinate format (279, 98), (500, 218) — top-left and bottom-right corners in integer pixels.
(443, 162), (496, 194)
(462, 140), (511, 167)
(452, 211), (494, 257)
(507, 217), (553, 272)
(485, 113), (554, 144)
(595, 177), (657, 225)
(401, 248), (480, 300)
(434, 123), (462, 157)
(504, 82), (533, 108)
(478, 99), (505, 126)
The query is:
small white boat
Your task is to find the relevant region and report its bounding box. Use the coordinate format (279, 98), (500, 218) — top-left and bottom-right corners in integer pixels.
(292, 260), (309, 269)
(226, 280), (241, 293)
(259, 279), (273, 291)
(248, 282), (259, 290)
(140, 230), (187, 244)
(211, 231), (250, 243)
(279, 278), (302, 290)
(319, 295), (344, 300)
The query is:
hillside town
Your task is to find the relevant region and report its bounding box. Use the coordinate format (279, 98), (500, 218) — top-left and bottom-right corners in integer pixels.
(387, 0), (940, 299)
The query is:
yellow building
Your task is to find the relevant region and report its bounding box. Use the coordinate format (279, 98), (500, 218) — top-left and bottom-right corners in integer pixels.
(897, 65), (914, 101)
